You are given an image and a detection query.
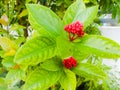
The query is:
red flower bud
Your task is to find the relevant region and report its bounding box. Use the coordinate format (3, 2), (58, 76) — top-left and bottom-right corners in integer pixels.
(63, 57), (77, 69)
(64, 21), (85, 41)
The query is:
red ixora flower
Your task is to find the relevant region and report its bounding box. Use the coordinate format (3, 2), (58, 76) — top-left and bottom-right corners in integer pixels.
(63, 56), (77, 69)
(64, 21), (85, 41)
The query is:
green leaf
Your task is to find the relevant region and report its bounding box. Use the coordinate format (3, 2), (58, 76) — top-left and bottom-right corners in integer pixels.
(72, 63), (107, 79)
(0, 87), (7, 90)
(19, 9), (28, 18)
(56, 36), (74, 58)
(14, 36), (57, 69)
(24, 68), (61, 90)
(41, 57), (63, 71)
(73, 50), (89, 63)
(73, 5), (98, 29)
(0, 37), (15, 51)
(0, 78), (8, 90)
(59, 69), (76, 90)
(63, 0), (86, 25)
(63, 0), (98, 29)
(0, 78), (6, 86)
(26, 4), (63, 37)
(74, 35), (120, 58)
(5, 69), (26, 84)
(2, 56), (15, 68)
(0, 28), (8, 34)
(10, 23), (25, 31)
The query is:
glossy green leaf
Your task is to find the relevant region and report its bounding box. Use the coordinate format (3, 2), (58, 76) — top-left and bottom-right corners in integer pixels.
(14, 36), (57, 69)
(63, 0), (86, 25)
(73, 5), (98, 29)
(74, 35), (120, 58)
(26, 4), (63, 37)
(72, 63), (107, 79)
(5, 69), (26, 84)
(59, 69), (76, 90)
(41, 57), (62, 71)
(24, 68), (61, 90)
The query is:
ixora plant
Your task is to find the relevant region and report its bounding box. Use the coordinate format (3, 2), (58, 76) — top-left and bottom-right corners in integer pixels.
(2, 0), (120, 90)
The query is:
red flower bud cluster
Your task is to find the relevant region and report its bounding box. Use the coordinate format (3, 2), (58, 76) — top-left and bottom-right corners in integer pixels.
(63, 57), (77, 69)
(64, 21), (84, 41)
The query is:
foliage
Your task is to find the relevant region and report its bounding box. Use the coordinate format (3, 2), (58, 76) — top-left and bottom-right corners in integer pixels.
(84, 0), (120, 22)
(0, 0), (120, 90)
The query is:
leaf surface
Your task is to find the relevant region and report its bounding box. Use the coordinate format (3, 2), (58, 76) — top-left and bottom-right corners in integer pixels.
(74, 35), (120, 58)
(24, 68), (61, 90)
(72, 63), (107, 79)
(60, 69), (76, 90)
(14, 36), (57, 68)
(63, 0), (86, 25)
(73, 6), (98, 29)
(26, 4), (63, 37)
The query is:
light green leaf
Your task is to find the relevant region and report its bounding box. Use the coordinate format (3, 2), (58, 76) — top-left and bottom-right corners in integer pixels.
(0, 78), (8, 90)
(41, 57), (62, 71)
(0, 28), (8, 34)
(59, 69), (76, 90)
(26, 4), (63, 37)
(73, 50), (89, 63)
(0, 37), (15, 51)
(63, 0), (86, 25)
(24, 68), (61, 90)
(14, 36), (57, 69)
(0, 86), (8, 90)
(5, 69), (26, 84)
(10, 23), (25, 31)
(2, 56), (15, 68)
(73, 5), (98, 29)
(72, 63), (107, 79)
(26, 0), (37, 3)
(0, 78), (6, 86)
(19, 9), (28, 18)
(56, 36), (73, 58)
(74, 35), (120, 58)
